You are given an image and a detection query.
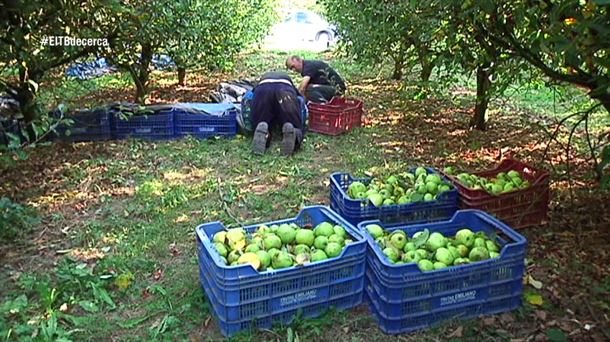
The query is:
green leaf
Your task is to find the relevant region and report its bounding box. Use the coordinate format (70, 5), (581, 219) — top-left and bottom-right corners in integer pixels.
(524, 291), (544, 306)
(592, 0), (610, 5)
(118, 314), (154, 329)
(546, 328), (567, 342)
(41, 312), (58, 339)
(149, 314), (178, 338)
(287, 327), (294, 342)
(15, 149), (28, 160)
(91, 283), (116, 309)
(0, 294), (28, 314)
(601, 174), (610, 190)
(412, 229), (430, 248)
(27, 79), (39, 93)
(149, 284), (167, 296)
(60, 313), (92, 327)
(78, 300), (99, 313)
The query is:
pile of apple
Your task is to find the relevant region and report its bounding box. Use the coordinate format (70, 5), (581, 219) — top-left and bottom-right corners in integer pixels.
(443, 167), (530, 195)
(346, 167), (453, 206)
(365, 224), (501, 271)
(212, 222), (354, 271)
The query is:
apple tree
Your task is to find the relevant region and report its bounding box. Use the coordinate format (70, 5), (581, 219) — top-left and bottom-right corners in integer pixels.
(323, 0), (441, 82)
(166, 0), (278, 86)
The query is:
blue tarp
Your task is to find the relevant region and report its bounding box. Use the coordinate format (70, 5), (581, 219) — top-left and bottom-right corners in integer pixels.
(65, 58), (115, 80)
(169, 103), (237, 116)
(65, 54), (175, 80)
(151, 54), (175, 70)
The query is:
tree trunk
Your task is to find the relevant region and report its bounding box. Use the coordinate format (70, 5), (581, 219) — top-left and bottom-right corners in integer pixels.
(597, 93), (610, 115)
(133, 44), (153, 104)
(470, 64), (492, 131)
(15, 86), (36, 123)
(420, 60), (433, 83)
(177, 67), (186, 86)
(10, 67), (40, 141)
(391, 54), (404, 80)
(134, 80), (147, 105)
(417, 48), (434, 83)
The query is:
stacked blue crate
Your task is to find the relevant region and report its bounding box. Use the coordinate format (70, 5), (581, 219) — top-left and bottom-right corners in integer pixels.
(111, 105), (175, 140)
(171, 103), (237, 139)
(358, 210), (527, 334)
(196, 206), (366, 336)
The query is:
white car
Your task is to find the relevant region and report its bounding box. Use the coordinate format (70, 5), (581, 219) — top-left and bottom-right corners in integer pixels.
(267, 10), (336, 48)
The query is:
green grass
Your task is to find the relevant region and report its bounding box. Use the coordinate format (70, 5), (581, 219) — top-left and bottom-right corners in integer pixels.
(0, 128), (396, 341)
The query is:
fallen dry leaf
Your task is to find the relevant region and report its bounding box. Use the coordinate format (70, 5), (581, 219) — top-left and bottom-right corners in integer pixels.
(500, 313), (515, 324)
(69, 248), (105, 261)
(535, 310), (548, 321)
(483, 317), (496, 325)
(169, 242), (181, 256)
(534, 333), (546, 342)
(153, 269), (163, 281)
(525, 274), (543, 290)
(448, 326), (463, 338)
(142, 288), (152, 300)
(175, 214), (189, 223)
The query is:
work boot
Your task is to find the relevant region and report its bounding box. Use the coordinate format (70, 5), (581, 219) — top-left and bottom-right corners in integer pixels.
(281, 122), (296, 156)
(252, 122), (268, 155)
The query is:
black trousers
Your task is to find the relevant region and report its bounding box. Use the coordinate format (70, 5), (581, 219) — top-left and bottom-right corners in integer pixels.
(306, 84), (344, 103)
(252, 83), (303, 142)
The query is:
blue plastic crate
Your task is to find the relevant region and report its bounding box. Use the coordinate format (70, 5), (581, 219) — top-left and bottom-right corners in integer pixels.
(199, 261), (364, 322)
(112, 111), (174, 140)
(330, 167), (459, 225)
(366, 286), (522, 335)
(196, 205), (367, 336)
(172, 104), (237, 139)
(52, 108), (112, 142)
(357, 210), (527, 335)
(199, 245), (365, 305)
(204, 268), (362, 337)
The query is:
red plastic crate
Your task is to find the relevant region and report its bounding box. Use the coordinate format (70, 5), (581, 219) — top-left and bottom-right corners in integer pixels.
(439, 159), (550, 229)
(307, 97), (363, 135)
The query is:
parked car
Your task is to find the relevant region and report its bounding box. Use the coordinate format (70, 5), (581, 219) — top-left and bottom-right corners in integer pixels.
(267, 10), (336, 47)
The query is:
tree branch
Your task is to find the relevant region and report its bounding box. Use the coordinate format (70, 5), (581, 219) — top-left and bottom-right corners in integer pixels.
(542, 104), (602, 167)
(484, 22), (593, 87)
(584, 113), (600, 180)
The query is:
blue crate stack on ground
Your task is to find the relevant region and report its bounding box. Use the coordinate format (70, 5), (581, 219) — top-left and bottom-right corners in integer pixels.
(196, 206), (366, 337)
(358, 210), (527, 335)
(111, 105), (175, 140)
(330, 167), (459, 225)
(52, 108), (113, 142)
(171, 103), (237, 139)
